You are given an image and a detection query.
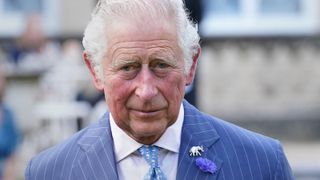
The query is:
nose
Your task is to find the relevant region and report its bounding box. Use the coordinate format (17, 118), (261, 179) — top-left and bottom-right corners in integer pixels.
(135, 66), (158, 101)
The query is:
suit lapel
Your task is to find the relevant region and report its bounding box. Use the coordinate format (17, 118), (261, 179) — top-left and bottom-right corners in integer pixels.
(70, 101), (223, 180)
(73, 113), (119, 180)
(176, 101), (223, 180)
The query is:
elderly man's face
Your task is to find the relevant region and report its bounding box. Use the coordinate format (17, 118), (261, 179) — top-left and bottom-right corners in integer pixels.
(85, 16), (197, 144)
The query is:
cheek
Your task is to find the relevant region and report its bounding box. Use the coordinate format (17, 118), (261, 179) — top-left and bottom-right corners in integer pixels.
(160, 73), (186, 101)
(104, 79), (133, 111)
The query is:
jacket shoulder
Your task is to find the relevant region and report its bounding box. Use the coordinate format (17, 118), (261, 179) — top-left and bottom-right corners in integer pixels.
(183, 101), (293, 179)
(205, 113), (293, 179)
(25, 114), (108, 180)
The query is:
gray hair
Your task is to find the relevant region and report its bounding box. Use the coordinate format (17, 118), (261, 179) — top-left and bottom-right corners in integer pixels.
(82, 0), (200, 79)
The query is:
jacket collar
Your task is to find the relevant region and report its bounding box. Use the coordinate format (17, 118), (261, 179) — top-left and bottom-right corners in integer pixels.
(73, 113), (118, 180)
(73, 100), (223, 180)
(176, 100), (223, 180)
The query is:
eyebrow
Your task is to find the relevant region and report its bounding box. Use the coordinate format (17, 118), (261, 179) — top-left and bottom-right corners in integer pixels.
(111, 56), (141, 68)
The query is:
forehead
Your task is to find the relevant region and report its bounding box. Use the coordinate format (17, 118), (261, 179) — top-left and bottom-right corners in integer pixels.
(105, 15), (178, 50)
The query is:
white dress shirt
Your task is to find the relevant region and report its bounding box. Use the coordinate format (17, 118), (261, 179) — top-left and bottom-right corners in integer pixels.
(110, 104), (184, 180)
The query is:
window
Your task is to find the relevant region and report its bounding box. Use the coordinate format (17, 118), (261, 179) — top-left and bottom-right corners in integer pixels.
(260, 0), (301, 14)
(200, 0), (320, 37)
(0, 0), (59, 37)
(4, 0), (43, 13)
(204, 0), (240, 15)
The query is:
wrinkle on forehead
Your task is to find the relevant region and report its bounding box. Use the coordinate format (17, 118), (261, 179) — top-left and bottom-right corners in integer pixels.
(103, 13), (183, 71)
(108, 39), (177, 56)
(109, 41), (179, 66)
(105, 12), (177, 41)
(105, 17), (180, 57)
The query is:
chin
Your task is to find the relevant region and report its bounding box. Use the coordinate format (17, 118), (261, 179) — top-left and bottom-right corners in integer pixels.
(131, 127), (166, 144)
(134, 134), (162, 145)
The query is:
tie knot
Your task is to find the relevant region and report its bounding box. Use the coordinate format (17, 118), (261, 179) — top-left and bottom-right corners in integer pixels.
(138, 145), (160, 168)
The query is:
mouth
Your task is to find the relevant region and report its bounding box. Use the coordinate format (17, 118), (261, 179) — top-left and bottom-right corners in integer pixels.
(129, 108), (163, 118)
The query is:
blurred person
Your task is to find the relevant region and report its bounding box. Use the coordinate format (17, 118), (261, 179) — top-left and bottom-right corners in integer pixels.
(0, 68), (20, 180)
(5, 14), (59, 72)
(34, 40), (92, 133)
(25, 0), (294, 180)
(8, 14), (46, 64)
(36, 39), (88, 102)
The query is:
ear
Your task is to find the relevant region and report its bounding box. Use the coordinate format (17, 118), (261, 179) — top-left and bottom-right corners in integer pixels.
(83, 52), (104, 90)
(186, 46), (201, 85)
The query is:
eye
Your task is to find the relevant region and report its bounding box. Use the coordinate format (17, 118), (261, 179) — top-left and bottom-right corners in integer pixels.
(150, 60), (173, 77)
(120, 63), (140, 72)
(122, 65), (134, 71)
(150, 60), (171, 70)
(157, 62), (169, 69)
(118, 63), (141, 79)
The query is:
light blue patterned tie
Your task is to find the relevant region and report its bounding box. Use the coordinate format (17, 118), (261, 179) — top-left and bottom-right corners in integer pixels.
(138, 145), (167, 180)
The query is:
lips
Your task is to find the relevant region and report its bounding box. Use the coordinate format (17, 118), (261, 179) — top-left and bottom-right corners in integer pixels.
(133, 109), (159, 113)
(129, 108), (163, 118)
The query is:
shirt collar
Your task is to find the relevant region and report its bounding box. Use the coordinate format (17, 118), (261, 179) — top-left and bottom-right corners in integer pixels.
(110, 103), (184, 162)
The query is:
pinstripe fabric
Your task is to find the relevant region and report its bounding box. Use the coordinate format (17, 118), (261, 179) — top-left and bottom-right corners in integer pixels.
(25, 100), (294, 180)
(176, 101), (294, 180)
(25, 113), (118, 180)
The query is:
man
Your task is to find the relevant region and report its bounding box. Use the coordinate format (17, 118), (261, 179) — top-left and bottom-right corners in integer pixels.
(25, 0), (294, 179)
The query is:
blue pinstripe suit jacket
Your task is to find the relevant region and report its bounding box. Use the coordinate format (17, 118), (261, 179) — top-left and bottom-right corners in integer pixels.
(25, 100), (294, 180)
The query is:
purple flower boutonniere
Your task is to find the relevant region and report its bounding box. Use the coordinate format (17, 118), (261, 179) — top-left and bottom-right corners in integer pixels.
(195, 157), (217, 174)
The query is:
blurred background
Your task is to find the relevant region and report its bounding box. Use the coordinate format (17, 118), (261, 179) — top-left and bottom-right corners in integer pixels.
(0, 0), (319, 179)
